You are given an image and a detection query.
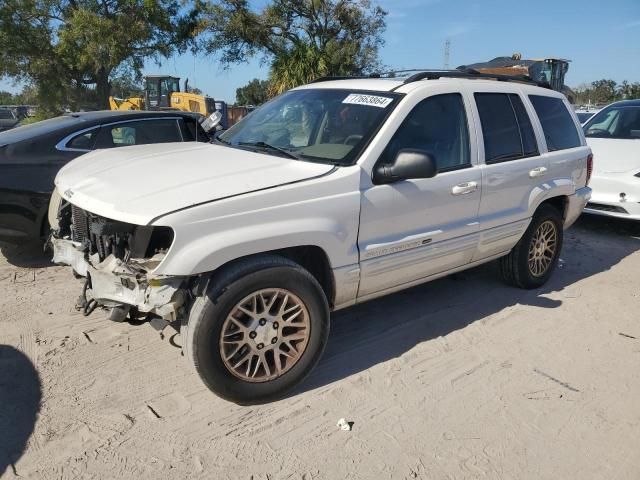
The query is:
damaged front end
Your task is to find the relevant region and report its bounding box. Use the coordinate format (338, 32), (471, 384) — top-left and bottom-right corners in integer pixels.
(49, 192), (186, 321)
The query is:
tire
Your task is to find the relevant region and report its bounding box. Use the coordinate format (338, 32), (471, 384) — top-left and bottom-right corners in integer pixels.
(183, 255), (330, 405)
(500, 204), (563, 289)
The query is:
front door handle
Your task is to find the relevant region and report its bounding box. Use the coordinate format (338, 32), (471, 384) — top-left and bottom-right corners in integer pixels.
(529, 166), (548, 178)
(451, 181), (478, 196)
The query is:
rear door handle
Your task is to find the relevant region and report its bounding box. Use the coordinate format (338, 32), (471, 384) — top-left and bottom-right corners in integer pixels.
(451, 181), (478, 195)
(529, 166), (548, 178)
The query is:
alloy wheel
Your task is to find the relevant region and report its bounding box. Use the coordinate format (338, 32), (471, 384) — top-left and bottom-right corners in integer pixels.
(219, 289), (311, 382)
(528, 220), (558, 277)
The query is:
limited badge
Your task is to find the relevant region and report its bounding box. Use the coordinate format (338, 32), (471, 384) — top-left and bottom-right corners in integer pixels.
(342, 93), (393, 108)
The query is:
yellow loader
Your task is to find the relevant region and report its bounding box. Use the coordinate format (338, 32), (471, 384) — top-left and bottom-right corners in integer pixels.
(109, 75), (217, 116)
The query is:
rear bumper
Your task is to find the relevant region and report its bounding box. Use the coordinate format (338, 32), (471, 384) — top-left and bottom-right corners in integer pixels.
(51, 237), (186, 320)
(564, 186), (592, 228)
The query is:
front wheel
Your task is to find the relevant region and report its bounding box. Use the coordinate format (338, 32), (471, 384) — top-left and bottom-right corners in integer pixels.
(500, 204), (563, 289)
(183, 256), (330, 404)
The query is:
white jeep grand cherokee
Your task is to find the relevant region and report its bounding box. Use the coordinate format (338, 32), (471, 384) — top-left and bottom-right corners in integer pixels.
(50, 72), (592, 404)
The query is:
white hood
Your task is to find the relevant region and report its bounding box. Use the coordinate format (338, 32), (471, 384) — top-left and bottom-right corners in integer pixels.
(55, 142), (334, 225)
(587, 138), (640, 174)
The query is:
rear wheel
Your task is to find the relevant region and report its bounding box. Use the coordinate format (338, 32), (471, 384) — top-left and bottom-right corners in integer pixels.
(183, 256), (329, 404)
(500, 204), (563, 289)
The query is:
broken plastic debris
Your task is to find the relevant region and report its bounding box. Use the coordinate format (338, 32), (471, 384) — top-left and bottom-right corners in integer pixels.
(337, 418), (352, 431)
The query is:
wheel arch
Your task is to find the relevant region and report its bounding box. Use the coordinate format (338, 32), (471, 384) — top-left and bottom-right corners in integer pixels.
(538, 195), (569, 221)
(196, 246), (336, 308)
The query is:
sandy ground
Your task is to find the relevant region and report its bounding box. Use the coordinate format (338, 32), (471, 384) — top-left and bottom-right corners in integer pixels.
(1, 214), (639, 480)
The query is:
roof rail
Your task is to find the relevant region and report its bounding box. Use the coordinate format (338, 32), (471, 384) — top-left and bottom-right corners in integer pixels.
(309, 68), (551, 89)
(310, 75), (377, 83)
(402, 68), (551, 89)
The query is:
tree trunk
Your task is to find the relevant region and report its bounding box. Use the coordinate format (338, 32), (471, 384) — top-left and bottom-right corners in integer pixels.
(96, 68), (111, 110)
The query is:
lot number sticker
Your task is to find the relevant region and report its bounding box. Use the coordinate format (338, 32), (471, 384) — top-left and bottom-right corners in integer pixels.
(342, 93), (393, 108)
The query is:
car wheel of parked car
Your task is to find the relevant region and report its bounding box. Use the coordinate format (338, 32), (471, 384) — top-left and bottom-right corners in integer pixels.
(183, 255), (330, 404)
(500, 204), (563, 289)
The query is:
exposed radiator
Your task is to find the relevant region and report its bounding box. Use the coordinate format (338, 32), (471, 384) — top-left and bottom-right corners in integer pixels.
(71, 205), (89, 243)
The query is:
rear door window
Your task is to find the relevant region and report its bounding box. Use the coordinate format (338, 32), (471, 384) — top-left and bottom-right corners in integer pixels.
(95, 119), (183, 148)
(475, 93), (538, 163)
(529, 95), (581, 151)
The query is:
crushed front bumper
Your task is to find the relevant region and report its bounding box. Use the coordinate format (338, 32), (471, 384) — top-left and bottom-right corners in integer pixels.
(51, 237), (186, 320)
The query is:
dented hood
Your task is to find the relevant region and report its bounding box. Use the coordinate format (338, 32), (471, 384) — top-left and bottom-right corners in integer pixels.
(55, 142), (334, 225)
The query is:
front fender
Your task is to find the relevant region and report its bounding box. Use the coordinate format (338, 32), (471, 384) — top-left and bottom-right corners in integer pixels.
(155, 217), (355, 276)
(150, 168), (362, 277)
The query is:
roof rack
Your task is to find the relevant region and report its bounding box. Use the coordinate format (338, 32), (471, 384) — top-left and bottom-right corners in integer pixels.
(402, 68), (551, 89)
(310, 68), (551, 89)
(310, 75), (379, 83)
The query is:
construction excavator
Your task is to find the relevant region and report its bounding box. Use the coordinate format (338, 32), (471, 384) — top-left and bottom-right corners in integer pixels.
(459, 53), (575, 102)
(109, 75), (217, 116)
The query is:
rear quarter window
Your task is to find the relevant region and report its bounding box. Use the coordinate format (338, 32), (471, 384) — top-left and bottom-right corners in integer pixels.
(529, 95), (581, 151)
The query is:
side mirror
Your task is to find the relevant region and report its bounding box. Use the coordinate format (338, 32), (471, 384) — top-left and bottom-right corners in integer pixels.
(374, 149), (437, 184)
(201, 111), (223, 132)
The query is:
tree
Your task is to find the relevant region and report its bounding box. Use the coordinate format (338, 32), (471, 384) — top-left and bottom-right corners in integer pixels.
(201, 0), (386, 94)
(590, 79), (618, 104)
(109, 65), (144, 99)
(618, 80), (640, 100)
(0, 0), (200, 113)
(236, 78), (270, 105)
(0, 91), (17, 105)
(573, 79), (640, 105)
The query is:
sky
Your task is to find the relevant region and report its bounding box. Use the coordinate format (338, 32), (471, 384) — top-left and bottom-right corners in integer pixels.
(1, 0), (639, 103)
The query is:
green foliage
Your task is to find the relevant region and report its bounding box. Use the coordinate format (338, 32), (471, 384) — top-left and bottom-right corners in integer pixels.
(202, 0), (387, 94)
(236, 78), (270, 105)
(0, 85), (38, 106)
(574, 79), (640, 105)
(0, 91), (17, 105)
(0, 0), (200, 113)
(109, 65), (145, 99)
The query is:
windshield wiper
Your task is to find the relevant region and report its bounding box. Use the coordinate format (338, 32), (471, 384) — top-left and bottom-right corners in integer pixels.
(238, 141), (300, 160)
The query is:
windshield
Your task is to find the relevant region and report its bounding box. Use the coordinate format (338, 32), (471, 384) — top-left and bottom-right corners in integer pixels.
(219, 89), (401, 165)
(584, 105), (640, 139)
(576, 112), (594, 124)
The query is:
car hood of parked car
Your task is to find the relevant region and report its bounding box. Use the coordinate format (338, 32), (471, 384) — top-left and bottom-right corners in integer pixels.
(55, 142), (335, 225)
(586, 138), (640, 174)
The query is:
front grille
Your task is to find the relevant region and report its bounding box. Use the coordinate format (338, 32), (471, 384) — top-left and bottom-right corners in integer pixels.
(586, 202), (628, 214)
(69, 205), (135, 261)
(67, 204), (173, 264)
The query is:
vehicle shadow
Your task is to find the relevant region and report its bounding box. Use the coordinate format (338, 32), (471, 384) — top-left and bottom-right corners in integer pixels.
(297, 215), (640, 395)
(0, 345), (42, 477)
(0, 241), (53, 269)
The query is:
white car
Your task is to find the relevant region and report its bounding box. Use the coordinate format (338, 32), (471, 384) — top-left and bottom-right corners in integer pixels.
(49, 73), (592, 403)
(583, 100), (640, 220)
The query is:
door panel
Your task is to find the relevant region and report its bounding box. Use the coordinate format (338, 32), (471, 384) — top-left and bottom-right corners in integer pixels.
(357, 92), (481, 299)
(469, 91), (549, 261)
(358, 169), (481, 297)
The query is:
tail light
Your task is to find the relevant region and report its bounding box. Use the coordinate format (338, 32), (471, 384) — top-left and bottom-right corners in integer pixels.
(586, 153), (593, 186)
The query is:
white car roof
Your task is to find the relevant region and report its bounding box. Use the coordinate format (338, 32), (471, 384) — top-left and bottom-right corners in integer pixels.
(294, 77), (562, 98)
